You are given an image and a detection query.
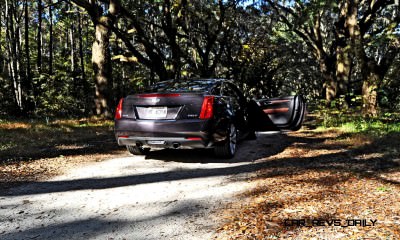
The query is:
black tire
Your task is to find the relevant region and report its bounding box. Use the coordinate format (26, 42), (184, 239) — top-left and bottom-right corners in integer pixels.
(126, 145), (150, 155)
(214, 123), (237, 158)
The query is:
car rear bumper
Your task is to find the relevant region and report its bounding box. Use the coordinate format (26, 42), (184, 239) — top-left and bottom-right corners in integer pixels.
(117, 136), (208, 149)
(114, 119), (215, 149)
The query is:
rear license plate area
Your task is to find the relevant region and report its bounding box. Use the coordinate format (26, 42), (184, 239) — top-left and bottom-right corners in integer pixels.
(147, 140), (165, 145)
(137, 106), (167, 119)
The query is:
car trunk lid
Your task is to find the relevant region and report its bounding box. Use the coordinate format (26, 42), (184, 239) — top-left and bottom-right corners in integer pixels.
(122, 93), (206, 120)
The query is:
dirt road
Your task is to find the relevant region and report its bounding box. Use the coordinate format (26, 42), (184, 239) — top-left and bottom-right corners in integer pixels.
(0, 132), (285, 240)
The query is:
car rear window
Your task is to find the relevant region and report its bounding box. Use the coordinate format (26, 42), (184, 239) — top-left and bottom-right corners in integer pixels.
(145, 80), (215, 93)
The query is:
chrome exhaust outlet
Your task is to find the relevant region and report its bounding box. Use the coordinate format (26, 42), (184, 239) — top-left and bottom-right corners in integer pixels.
(172, 143), (180, 149)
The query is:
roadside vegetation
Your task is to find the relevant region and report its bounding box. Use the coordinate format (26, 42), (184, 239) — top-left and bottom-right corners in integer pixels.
(314, 103), (400, 135)
(0, 118), (125, 190)
(216, 110), (400, 239)
(1, 1), (400, 119)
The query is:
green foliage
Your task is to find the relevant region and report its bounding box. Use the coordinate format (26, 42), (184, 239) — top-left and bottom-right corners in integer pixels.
(0, 0), (399, 118)
(33, 70), (92, 117)
(315, 99), (400, 135)
(376, 186), (391, 192)
(341, 120), (400, 134)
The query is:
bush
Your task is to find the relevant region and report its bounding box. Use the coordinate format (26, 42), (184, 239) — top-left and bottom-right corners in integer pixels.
(313, 96), (400, 135)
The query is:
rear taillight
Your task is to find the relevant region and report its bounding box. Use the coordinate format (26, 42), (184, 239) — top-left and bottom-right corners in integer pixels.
(199, 96), (214, 119)
(115, 98), (124, 120)
(186, 137), (202, 141)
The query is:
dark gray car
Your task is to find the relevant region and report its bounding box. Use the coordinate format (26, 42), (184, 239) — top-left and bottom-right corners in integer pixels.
(114, 79), (306, 158)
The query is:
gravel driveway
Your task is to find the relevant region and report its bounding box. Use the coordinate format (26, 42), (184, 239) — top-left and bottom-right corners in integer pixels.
(0, 132), (285, 240)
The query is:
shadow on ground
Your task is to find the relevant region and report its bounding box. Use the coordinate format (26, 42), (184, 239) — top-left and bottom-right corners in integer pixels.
(143, 132), (301, 163)
(1, 199), (205, 239)
(2, 129), (399, 197)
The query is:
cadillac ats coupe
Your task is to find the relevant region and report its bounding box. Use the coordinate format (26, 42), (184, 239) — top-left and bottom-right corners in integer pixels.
(114, 79), (306, 158)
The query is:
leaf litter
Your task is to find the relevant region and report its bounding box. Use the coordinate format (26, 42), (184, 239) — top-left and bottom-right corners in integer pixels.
(215, 128), (400, 239)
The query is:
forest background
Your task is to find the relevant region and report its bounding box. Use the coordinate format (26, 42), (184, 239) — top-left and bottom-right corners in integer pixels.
(0, 0), (399, 120)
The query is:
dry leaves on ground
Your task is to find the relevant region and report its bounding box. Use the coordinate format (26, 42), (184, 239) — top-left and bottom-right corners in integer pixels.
(216, 129), (400, 239)
(0, 118), (127, 190)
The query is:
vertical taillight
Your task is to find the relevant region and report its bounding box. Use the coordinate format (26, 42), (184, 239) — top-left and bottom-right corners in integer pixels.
(199, 96), (214, 119)
(115, 98), (124, 120)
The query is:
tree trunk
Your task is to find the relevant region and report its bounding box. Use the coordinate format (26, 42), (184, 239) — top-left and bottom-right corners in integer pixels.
(69, 4), (76, 73)
(48, 0), (53, 75)
(66, 0), (121, 118)
(361, 62), (379, 117)
(14, 7), (23, 112)
(320, 57), (337, 103)
(336, 45), (351, 97)
(37, 0), (42, 73)
(92, 16), (113, 118)
(323, 77), (337, 103)
(346, 0), (380, 117)
(5, 0), (23, 113)
(24, 0), (31, 82)
(78, 10), (85, 81)
(24, 0), (34, 112)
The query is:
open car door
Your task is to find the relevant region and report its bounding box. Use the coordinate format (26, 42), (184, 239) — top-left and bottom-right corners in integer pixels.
(248, 95), (306, 131)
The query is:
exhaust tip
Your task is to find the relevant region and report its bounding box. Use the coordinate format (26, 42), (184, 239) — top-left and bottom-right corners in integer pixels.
(172, 143), (180, 149)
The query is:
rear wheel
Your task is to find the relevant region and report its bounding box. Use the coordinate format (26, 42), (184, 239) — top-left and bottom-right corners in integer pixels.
(214, 123), (237, 158)
(126, 145), (150, 155)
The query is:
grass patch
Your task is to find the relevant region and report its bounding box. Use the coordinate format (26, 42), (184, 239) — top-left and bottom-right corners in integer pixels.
(317, 118), (400, 135)
(340, 120), (400, 134)
(312, 109), (400, 136)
